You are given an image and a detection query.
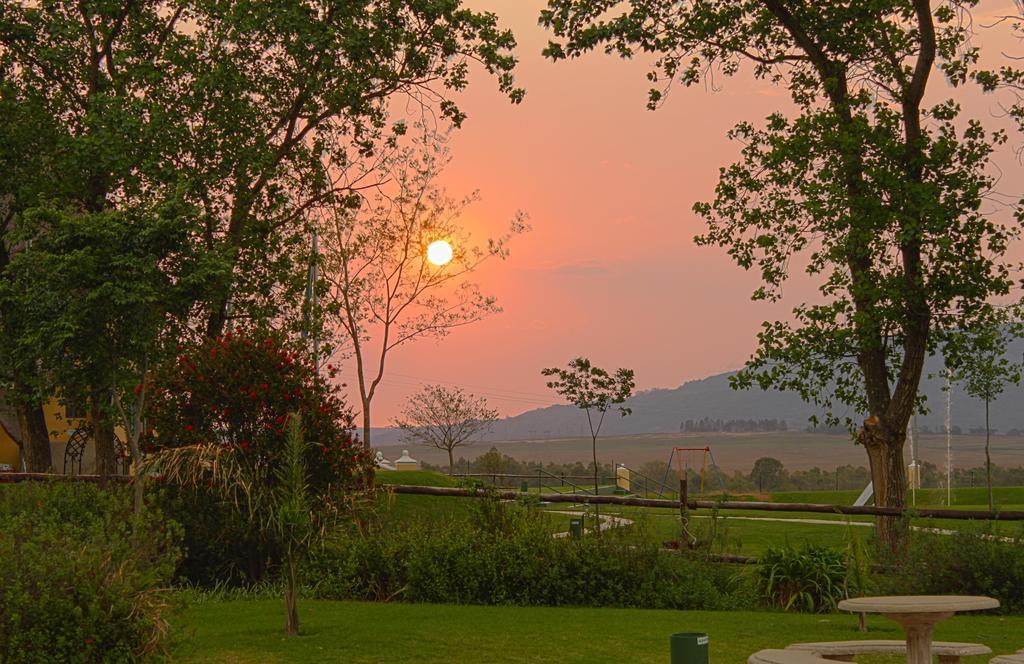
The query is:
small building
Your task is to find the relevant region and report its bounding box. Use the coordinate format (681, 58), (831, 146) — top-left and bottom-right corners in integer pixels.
(395, 449), (420, 471)
(0, 391), (104, 472)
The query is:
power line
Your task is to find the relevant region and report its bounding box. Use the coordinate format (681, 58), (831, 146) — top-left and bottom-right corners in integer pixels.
(331, 371), (557, 408)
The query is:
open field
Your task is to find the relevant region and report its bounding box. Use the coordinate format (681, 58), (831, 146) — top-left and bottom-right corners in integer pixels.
(174, 599), (1024, 663)
(378, 431), (1024, 473)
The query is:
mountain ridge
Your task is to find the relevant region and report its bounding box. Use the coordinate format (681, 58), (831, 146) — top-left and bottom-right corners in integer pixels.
(371, 338), (1024, 445)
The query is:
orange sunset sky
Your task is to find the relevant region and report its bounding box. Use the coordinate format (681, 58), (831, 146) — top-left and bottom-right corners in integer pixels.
(337, 1), (1024, 426)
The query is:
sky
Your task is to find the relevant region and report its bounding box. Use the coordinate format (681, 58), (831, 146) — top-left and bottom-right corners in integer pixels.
(338, 1), (1024, 426)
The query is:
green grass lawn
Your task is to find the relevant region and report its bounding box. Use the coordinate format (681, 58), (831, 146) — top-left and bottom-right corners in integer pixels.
(538, 503), (1024, 556)
(174, 599), (1024, 663)
(771, 486), (1024, 506)
(376, 470), (459, 487)
(374, 473), (1024, 555)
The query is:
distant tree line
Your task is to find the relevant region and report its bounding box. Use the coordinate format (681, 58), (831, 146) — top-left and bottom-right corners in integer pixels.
(680, 417), (788, 433)
(806, 423), (1024, 436)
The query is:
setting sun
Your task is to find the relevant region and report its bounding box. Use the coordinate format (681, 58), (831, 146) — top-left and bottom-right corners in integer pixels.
(426, 240), (453, 266)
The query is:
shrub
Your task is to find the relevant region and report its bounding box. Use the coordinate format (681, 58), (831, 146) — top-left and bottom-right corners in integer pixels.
(145, 328), (375, 587)
(0, 482), (182, 663)
(756, 544), (847, 613)
(305, 493), (751, 610)
(146, 328), (375, 494)
(152, 483), (271, 586)
(886, 525), (1024, 614)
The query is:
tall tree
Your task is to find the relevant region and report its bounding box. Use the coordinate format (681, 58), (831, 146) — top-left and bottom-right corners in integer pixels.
(0, 88), (59, 471)
(541, 0), (1020, 550)
(319, 134), (527, 448)
(946, 315), (1022, 511)
(751, 457), (786, 493)
(542, 357), (634, 533)
(2, 206), (201, 482)
(148, 0), (525, 338)
(394, 384), (499, 474)
(2, 1), (524, 470)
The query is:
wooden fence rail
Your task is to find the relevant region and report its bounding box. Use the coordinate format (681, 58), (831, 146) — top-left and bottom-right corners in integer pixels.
(389, 484), (1024, 521)
(0, 472), (131, 484)
(6, 474), (1023, 521)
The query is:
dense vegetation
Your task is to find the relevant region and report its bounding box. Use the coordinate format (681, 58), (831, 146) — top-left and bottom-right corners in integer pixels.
(307, 491), (749, 610)
(0, 483), (182, 662)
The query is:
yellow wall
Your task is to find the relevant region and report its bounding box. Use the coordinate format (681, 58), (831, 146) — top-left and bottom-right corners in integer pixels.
(0, 425), (18, 467)
(0, 399), (90, 470)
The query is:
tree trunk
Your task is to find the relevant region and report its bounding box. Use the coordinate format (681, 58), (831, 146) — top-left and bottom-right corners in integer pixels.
(447, 447), (454, 475)
(284, 556), (299, 636)
(361, 403), (372, 450)
(985, 398), (993, 512)
(592, 435), (601, 535)
(90, 385), (115, 476)
(859, 418), (908, 556)
(15, 400), (51, 472)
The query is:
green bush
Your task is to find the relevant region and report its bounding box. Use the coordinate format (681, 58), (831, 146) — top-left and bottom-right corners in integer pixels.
(756, 544), (847, 613)
(306, 494), (751, 610)
(0, 482), (182, 663)
(887, 525), (1024, 614)
(152, 483), (278, 587)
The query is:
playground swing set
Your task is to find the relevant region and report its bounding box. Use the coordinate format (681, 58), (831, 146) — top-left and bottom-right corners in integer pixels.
(660, 446), (727, 497)
(659, 446), (728, 548)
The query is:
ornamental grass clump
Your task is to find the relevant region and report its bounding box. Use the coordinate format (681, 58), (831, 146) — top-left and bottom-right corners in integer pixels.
(756, 544), (848, 613)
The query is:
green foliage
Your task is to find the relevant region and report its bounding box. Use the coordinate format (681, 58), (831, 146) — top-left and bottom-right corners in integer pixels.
(887, 525), (1024, 614)
(539, 2), (1023, 544)
(153, 483), (270, 586)
(306, 494), (750, 610)
(542, 357), (635, 527)
(541, 0), (1017, 429)
(144, 330), (375, 591)
(756, 544), (848, 613)
(0, 0), (525, 339)
(947, 318), (1024, 405)
(542, 358), (635, 419)
(275, 414), (313, 634)
(0, 482), (182, 663)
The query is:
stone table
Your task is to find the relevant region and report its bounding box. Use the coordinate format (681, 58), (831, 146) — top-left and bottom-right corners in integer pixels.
(837, 595), (999, 664)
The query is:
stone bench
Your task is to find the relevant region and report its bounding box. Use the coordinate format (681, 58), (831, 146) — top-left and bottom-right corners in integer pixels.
(749, 649), (840, 664)
(991, 654), (1024, 664)
(786, 640), (991, 663)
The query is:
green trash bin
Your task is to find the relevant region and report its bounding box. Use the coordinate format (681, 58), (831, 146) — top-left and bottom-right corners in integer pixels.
(569, 517), (583, 538)
(670, 632), (708, 664)
(520, 480), (529, 492)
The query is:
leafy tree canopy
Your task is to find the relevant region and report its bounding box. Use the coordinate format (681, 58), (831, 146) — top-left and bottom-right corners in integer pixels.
(540, 1), (1023, 545)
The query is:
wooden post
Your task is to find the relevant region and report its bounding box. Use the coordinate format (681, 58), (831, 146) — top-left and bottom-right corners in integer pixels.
(679, 477), (689, 545)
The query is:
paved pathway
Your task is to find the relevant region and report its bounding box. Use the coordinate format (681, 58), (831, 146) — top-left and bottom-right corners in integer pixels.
(545, 507), (1016, 542)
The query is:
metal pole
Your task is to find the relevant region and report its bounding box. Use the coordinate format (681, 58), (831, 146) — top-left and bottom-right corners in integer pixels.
(679, 477), (690, 546)
(909, 416), (916, 506)
(311, 228), (319, 371)
(946, 367), (952, 505)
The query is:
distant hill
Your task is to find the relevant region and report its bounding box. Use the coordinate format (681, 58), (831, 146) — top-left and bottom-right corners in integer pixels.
(372, 337), (1024, 444)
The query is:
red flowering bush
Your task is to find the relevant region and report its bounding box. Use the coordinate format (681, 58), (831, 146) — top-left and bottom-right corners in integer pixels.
(147, 329), (374, 493)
